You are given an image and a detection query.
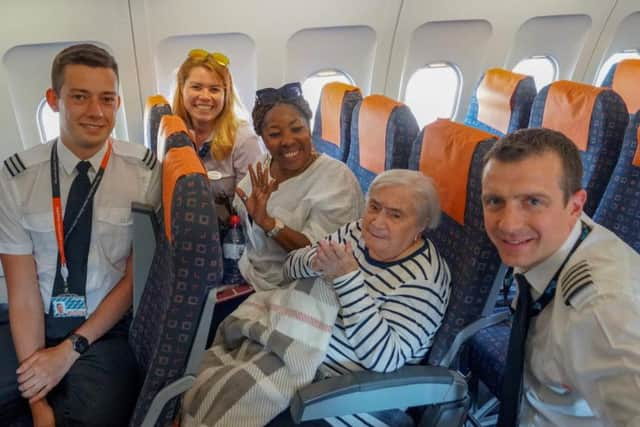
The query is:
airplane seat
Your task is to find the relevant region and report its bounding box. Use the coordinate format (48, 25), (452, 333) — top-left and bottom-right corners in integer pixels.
(128, 115), (223, 427)
(593, 111), (640, 252)
(529, 80), (629, 215)
(347, 94), (419, 193)
(144, 95), (172, 153)
(600, 58), (640, 115)
(290, 120), (503, 426)
(464, 68), (536, 136)
(311, 81), (362, 162)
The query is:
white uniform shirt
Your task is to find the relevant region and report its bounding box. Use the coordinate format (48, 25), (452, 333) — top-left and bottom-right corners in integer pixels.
(234, 154), (364, 291)
(517, 215), (640, 427)
(0, 139), (161, 314)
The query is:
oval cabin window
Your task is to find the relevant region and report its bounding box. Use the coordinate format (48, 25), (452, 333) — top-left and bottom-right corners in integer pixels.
(513, 56), (558, 90)
(404, 62), (462, 128)
(302, 69), (354, 126)
(37, 98), (60, 143)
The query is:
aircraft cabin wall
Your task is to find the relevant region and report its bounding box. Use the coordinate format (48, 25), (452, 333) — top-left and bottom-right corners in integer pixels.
(1, 0), (640, 302)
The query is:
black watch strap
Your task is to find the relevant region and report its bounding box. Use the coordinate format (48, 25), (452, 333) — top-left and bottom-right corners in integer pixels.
(69, 333), (90, 355)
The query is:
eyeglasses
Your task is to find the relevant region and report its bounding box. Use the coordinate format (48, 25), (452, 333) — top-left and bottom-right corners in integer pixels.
(188, 49), (229, 67)
(255, 82), (303, 106)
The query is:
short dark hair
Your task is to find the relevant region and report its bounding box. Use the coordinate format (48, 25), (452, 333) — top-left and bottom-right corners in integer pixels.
(483, 128), (583, 203)
(51, 44), (119, 94)
(251, 96), (312, 136)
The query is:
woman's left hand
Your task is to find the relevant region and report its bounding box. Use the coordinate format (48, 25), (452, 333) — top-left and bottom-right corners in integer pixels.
(312, 240), (359, 282)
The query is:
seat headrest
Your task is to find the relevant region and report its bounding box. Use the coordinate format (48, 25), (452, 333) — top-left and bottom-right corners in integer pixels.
(417, 119), (496, 225)
(541, 80), (605, 151)
(157, 115), (193, 161)
(612, 59), (640, 114)
(146, 94), (170, 112)
(476, 68), (531, 134)
(143, 95), (172, 151)
(635, 123), (640, 167)
(320, 82), (361, 147)
(357, 95), (404, 174)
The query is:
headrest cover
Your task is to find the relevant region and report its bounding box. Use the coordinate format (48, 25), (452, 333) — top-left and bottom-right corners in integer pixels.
(162, 146), (207, 242)
(419, 119), (496, 225)
(145, 94), (170, 114)
(358, 95), (401, 174)
(158, 115), (191, 161)
(320, 82), (361, 147)
(477, 68), (528, 134)
(612, 59), (640, 114)
(634, 125), (640, 167)
(542, 81), (604, 151)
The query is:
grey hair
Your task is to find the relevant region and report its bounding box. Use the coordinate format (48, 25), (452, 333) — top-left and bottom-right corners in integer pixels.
(368, 169), (441, 230)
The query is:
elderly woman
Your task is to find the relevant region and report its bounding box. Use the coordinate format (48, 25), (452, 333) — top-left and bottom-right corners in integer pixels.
(173, 49), (263, 216)
(182, 170), (450, 427)
(233, 82), (364, 290)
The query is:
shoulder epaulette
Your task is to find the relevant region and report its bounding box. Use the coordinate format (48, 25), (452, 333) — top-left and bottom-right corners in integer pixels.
(3, 153), (26, 177)
(141, 148), (158, 170)
(111, 140), (158, 170)
(560, 260), (596, 308)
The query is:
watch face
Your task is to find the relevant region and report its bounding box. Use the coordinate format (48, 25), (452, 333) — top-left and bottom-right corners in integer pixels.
(71, 334), (89, 354)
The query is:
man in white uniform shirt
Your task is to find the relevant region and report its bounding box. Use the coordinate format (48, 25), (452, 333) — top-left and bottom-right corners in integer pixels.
(480, 128), (640, 427)
(0, 44), (160, 426)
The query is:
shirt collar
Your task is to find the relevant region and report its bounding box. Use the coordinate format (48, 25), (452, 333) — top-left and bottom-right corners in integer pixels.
(57, 138), (109, 176)
(516, 219), (583, 299)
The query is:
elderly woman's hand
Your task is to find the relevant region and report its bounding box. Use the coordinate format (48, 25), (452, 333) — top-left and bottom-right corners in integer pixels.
(236, 162), (278, 230)
(311, 240), (359, 282)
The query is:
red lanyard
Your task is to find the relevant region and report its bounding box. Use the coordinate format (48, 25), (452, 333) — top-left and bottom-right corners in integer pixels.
(50, 140), (112, 291)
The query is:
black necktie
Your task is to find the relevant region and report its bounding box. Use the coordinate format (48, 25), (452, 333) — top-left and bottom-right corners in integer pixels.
(497, 273), (532, 427)
(47, 161), (93, 339)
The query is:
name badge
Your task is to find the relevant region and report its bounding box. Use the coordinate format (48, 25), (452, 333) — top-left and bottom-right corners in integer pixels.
(51, 294), (87, 318)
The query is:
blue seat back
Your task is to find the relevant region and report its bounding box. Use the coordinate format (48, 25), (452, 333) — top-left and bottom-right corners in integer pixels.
(600, 58), (640, 115)
(312, 82), (362, 162)
(144, 95), (172, 154)
(408, 119), (501, 366)
(464, 68), (536, 136)
(347, 94), (418, 193)
(129, 115), (222, 427)
(594, 111), (640, 252)
(529, 80), (628, 215)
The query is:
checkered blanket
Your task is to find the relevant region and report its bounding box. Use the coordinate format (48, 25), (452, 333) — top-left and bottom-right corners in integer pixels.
(181, 277), (339, 427)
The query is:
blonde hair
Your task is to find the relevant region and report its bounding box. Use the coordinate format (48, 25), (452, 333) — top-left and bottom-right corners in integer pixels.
(172, 54), (239, 160)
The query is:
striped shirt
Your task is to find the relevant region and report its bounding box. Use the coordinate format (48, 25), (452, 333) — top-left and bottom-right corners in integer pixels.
(284, 220), (451, 425)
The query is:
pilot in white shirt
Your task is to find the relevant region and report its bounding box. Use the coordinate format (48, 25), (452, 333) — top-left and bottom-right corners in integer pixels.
(481, 128), (640, 427)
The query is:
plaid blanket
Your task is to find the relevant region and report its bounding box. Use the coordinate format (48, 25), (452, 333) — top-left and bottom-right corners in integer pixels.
(181, 277), (339, 427)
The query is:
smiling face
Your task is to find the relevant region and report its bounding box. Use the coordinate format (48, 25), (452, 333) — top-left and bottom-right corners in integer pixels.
(181, 66), (225, 131)
(362, 185), (423, 262)
(46, 64), (120, 157)
(260, 103), (313, 178)
(481, 150), (586, 271)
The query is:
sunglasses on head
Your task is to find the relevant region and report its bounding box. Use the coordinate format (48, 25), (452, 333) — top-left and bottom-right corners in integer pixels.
(255, 82), (303, 106)
(188, 49), (229, 67)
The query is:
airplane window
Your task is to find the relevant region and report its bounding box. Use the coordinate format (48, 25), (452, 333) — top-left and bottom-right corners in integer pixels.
(513, 56), (558, 90)
(594, 50), (640, 86)
(302, 69), (354, 125)
(37, 98), (60, 143)
(404, 62), (462, 128)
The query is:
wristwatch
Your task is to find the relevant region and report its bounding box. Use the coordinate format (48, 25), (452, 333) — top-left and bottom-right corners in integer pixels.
(266, 218), (285, 238)
(68, 333), (90, 355)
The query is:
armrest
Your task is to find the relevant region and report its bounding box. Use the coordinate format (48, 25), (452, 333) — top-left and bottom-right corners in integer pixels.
(132, 202), (159, 316)
(185, 288), (217, 376)
(438, 311), (511, 368)
(290, 365), (467, 422)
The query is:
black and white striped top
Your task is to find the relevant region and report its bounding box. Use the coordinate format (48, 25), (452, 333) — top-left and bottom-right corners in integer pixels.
(284, 220), (451, 376)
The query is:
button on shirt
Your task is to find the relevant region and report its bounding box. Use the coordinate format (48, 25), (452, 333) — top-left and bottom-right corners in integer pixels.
(0, 139), (161, 315)
(516, 215), (640, 427)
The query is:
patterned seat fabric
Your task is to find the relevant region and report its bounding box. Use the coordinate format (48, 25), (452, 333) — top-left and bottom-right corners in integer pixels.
(594, 111), (640, 253)
(407, 119), (502, 366)
(464, 68), (536, 136)
(347, 95), (418, 193)
(529, 81), (628, 215)
(600, 58), (640, 115)
(128, 115), (223, 427)
(311, 82), (362, 162)
(467, 323), (511, 397)
(144, 95), (172, 153)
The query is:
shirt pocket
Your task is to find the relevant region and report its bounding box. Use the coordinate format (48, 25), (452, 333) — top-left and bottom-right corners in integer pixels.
(94, 207), (133, 265)
(21, 212), (57, 268)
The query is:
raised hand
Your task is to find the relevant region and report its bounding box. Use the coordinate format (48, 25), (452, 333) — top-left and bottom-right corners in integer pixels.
(236, 162), (279, 230)
(311, 240), (359, 282)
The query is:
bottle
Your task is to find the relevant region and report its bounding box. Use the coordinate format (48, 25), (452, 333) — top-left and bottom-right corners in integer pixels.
(222, 214), (245, 285)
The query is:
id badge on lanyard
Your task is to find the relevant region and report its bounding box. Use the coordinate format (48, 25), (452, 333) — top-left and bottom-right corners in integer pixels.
(50, 140), (112, 318)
